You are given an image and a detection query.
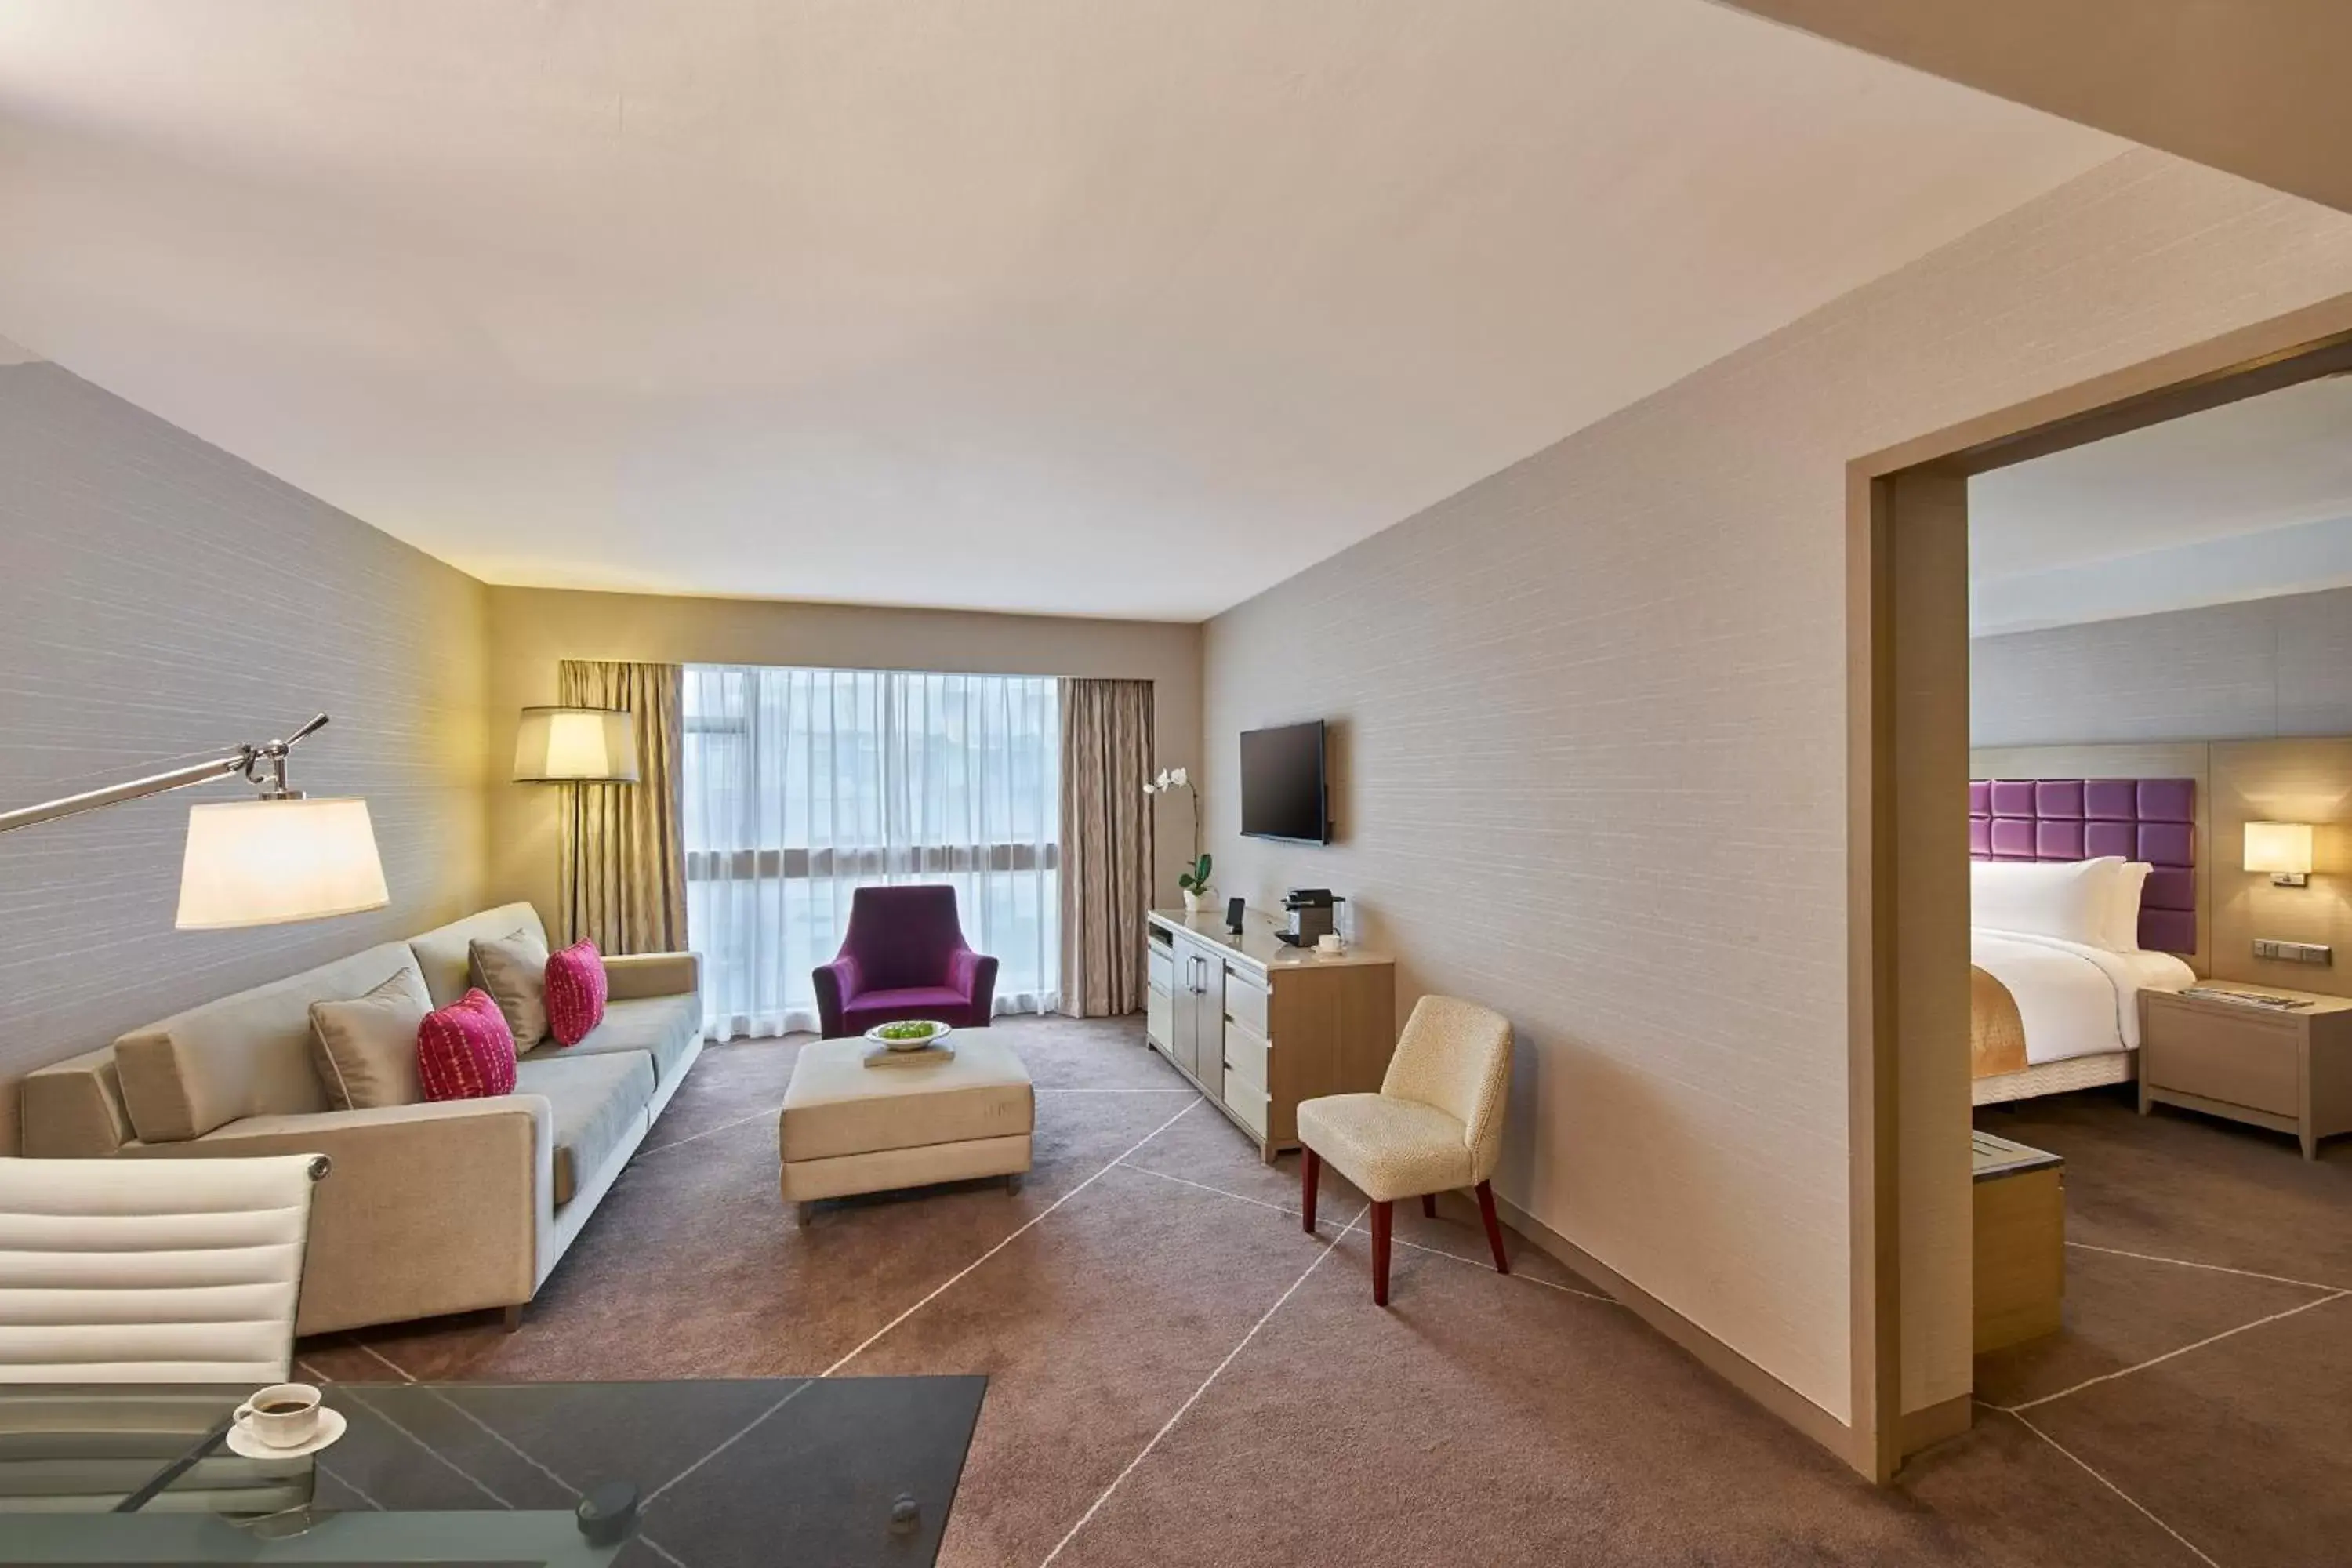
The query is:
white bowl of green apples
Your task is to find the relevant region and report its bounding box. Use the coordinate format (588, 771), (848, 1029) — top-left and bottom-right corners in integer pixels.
(866, 1019), (953, 1051)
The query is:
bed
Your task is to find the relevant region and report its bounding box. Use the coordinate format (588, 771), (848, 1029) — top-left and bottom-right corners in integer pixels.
(1969, 777), (2199, 1105)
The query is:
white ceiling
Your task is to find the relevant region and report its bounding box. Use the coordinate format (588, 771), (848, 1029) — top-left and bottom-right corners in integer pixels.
(0, 1), (2118, 621)
(1971, 374), (2352, 634)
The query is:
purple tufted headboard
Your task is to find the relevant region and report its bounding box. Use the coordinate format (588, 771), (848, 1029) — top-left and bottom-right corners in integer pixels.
(1969, 778), (2197, 955)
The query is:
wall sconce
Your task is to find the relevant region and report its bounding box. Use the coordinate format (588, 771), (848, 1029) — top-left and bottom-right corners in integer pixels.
(2244, 821), (2314, 887)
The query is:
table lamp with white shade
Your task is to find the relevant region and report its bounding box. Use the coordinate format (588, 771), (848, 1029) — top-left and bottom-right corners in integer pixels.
(0, 713), (389, 928)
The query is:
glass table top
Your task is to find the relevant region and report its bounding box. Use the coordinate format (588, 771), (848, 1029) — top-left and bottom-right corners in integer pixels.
(0, 1376), (986, 1567)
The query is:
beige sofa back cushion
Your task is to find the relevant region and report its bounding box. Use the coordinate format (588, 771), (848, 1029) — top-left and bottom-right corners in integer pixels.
(409, 903), (549, 1007)
(309, 962), (433, 1110)
(114, 942), (422, 1143)
(470, 927), (551, 1048)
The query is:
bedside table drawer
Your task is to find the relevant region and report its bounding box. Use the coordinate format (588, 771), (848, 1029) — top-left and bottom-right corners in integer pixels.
(2145, 1004), (2300, 1116)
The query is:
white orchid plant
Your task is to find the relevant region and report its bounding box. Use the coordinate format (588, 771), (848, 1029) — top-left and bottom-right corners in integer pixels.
(1142, 766), (1210, 896)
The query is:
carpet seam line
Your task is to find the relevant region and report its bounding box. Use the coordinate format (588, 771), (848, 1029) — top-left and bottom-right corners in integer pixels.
(635, 1108), (775, 1157)
(1035, 1201), (1372, 1568)
(2064, 1240), (2347, 1294)
(820, 1095), (1203, 1376)
(1993, 1406), (2221, 1568)
(354, 1338), (419, 1384)
(640, 1094), (1204, 1509)
(314, 1457), (385, 1513)
(1109, 1159), (1617, 1305)
(336, 1385), (517, 1509)
(2003, 1288), (2350, 1413)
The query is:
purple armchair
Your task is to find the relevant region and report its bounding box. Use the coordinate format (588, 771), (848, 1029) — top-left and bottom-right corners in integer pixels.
(813, 885), (1000, 1039)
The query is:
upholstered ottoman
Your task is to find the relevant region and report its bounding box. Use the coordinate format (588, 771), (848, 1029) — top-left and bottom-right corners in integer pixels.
(778, 1035), (1034, 1224)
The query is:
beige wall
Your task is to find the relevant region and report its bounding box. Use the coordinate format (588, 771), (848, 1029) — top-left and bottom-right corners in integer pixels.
(1200, 149), (2352, 1424)
(1974, 586), (2352, 746)
(0, 360), (488, 1152)
(482, 587), (1203, 927)
(1724, 0), (2352, 216)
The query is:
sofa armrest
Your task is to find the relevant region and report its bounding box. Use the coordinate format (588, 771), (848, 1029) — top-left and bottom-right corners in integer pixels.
(604, 950), (701, 1001)
(22, 1047), (134, 1157)
(130, 1096), (555, 1336)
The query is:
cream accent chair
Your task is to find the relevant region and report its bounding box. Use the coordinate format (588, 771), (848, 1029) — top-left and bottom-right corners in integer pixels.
(1295, 996), (1513, 1305)
(0, 1154), (324, 1383)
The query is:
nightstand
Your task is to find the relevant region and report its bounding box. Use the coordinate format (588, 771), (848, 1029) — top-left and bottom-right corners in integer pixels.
(2140, 985), (2352, 1160)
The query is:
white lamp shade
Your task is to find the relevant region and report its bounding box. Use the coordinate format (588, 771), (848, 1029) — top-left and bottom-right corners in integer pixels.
(513, 708), (639, 782)
(2243, 820), (2315, 877)
(176, 798), (390, 930)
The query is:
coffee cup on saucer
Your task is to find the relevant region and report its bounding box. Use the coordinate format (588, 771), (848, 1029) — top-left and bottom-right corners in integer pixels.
(234, 1383), (325, 1450)
(1316, 932), (1345, 956)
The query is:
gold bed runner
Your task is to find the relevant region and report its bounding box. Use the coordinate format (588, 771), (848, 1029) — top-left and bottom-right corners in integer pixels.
(1971, 965), (2029, 1079)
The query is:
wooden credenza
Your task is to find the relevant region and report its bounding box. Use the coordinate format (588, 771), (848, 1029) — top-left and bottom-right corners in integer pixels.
(1145, 908), (1396, 1163)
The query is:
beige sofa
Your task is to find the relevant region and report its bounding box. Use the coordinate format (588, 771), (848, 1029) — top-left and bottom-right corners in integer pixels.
(20, 903), (702, 1336)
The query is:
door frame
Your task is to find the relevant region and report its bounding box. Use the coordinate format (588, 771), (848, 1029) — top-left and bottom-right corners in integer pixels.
(1844, 292), (2352, 1481)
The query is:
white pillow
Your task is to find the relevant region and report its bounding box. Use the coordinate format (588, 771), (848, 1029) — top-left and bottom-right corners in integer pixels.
(2103, 862), (2153, 953)
(1971, 856), (2124, 947)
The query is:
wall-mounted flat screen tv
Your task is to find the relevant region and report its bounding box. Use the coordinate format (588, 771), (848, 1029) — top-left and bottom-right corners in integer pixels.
(1240, 720), (1329, 844)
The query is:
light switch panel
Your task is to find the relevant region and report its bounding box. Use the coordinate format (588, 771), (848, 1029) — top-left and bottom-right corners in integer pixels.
(2253, 938), (2332, 965)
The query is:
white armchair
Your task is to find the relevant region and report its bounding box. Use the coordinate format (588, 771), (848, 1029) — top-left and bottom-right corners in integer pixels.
(0, 1153), (325, 1383)
(1296, 996), (1514, 1305)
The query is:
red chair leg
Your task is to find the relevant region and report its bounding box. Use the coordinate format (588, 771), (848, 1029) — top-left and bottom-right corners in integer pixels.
(1421, 1193), (1438, 1219)
(1301, 1148), (1321, 1234)
(1475, 1181), (1510, 1275)
(1370, 1200), (1393, 1305)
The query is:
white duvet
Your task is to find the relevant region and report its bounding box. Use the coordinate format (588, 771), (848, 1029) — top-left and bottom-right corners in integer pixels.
(1972, 929), (2196, 1065)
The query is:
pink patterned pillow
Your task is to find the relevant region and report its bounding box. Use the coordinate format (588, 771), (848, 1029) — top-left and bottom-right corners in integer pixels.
(416, 988), (517, 1101)
(543, 940), (608, 1047)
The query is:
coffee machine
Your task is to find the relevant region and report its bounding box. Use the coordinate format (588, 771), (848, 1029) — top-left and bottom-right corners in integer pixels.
(1276, 888), (1344, 946)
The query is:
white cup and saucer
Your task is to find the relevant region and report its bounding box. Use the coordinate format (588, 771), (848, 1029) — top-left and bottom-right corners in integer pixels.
(1316, 932), (1346, 956)
(225, 1382), (348, 1459)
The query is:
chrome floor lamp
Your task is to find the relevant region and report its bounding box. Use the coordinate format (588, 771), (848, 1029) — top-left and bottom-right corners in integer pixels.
(0, 713), (388, 929)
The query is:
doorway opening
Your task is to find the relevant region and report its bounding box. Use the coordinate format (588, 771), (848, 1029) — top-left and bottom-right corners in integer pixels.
(1850, 296), (2352, 1491)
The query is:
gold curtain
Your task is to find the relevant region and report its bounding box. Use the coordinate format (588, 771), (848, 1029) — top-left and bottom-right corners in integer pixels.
(555, 660), (688, 954)
(1059, 677), (1156, 1017)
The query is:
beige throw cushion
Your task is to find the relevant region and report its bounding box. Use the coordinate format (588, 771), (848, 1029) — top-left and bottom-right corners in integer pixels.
(307, 964), (434, 1110)
(470, 927), (551, 1049)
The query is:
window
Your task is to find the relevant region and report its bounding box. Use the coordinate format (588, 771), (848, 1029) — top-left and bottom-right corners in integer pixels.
(683, 666), (1060, 1039)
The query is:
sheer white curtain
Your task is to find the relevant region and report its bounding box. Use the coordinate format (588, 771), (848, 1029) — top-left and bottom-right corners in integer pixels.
(683, 666), (1061, 1040)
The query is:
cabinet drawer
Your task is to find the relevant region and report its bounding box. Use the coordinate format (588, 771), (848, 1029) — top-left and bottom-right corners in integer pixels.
(1224, 1070), (1269, 1137)
(1148, 946), (1173, 997)
(1146, 987), (1172, 1051)
(1225, 968), (1268, 1036)
(2147, 1004), (2299, 1116)
(1223, 1018), (1269, 1092)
